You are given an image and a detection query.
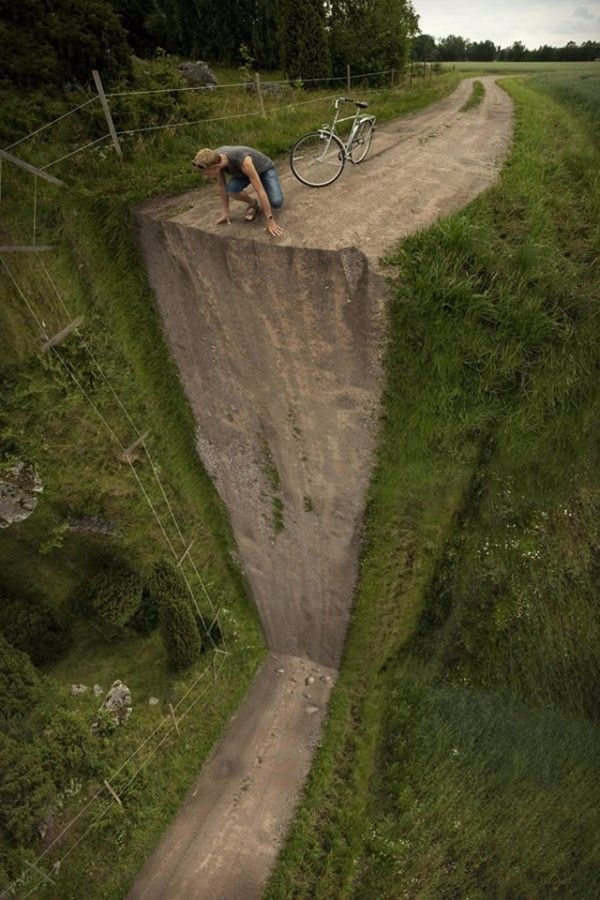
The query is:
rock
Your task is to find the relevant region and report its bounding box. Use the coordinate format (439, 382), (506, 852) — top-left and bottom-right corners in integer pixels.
(68, 516), (116, 536)
(177, 61), (217, 88)
(306, 705), (319, 715)
(276, 668), (285, 674)
(70, 683), (88, 696)
(305, 675), (315, 686)
(319, 674), (333, 684)
(149, 696), (159, 706)
(93, 684), (103, 697)
(0, 461), (43, 528)
(94, 679), (133, 728)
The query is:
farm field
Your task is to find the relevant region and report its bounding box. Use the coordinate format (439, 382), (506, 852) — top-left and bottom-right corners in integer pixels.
(266, 69), (600, 899)
(453, 59), (600, 74)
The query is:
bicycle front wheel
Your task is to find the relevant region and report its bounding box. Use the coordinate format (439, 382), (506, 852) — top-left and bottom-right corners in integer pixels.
(349, 119), (374, 164)
(290, 131), (346, 187)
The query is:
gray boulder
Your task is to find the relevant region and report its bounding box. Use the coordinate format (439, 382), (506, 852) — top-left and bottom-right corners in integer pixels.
(177, 61), (217, 88)
(0, 461), (43, 528)
(97, 679), (132, 726)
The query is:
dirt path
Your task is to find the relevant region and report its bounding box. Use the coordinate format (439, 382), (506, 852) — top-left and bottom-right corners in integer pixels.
(130, 77), (513, 899)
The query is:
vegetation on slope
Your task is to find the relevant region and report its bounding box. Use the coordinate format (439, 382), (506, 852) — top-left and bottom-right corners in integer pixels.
(267, 71), (600, 899)
(0, 58), (459, 897)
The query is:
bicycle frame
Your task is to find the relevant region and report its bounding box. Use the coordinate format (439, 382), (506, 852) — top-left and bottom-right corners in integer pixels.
(317, 98), (375, 164)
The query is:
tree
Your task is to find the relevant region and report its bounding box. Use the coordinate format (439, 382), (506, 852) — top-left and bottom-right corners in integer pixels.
(412, 33), (437, 62)
(437, 34), (468, 61)
(279, 0), (331, 81)
(0, 0), (132, 88)
(149, 561), (202, 671)
(467, 40), (496, 62)
(329, 0), (418, 74)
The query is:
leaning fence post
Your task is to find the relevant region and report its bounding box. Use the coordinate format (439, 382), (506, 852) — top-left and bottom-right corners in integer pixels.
(92, 70), (122, 158)
(255, 73), (267, 119)
(390, 68), (395, 88)
(346, 64), (351, 94)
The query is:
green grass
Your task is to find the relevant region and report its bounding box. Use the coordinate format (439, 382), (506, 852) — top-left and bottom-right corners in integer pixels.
(460, 79), (484, 111)
(0, 58), (461, 897)
(267, 71), (600, 899)
(453, 60), (600, 75)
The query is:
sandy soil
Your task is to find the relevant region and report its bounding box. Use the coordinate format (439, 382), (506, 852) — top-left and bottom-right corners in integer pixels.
(128, 656), (336, 900)
(130, 77), (513, 898)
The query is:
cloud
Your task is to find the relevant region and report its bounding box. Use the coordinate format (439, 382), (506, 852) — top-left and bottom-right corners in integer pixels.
(572, 6), (595, 19)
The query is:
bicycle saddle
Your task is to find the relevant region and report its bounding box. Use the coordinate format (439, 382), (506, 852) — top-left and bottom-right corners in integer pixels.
(355, 101), (369, 108)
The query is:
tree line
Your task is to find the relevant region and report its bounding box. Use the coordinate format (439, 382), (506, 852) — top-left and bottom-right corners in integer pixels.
(413, 33), (600, 63)
(0, 0), (419, 89)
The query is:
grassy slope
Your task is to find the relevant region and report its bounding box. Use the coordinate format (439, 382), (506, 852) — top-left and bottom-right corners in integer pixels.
(267, 73), (600, 898)
(0, 63), (460, 897)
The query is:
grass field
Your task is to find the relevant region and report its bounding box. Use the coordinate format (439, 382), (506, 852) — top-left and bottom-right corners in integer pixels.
(453, 60), (600, 74)
(266, 69), (600, 899)
(0, 60), (460, 897)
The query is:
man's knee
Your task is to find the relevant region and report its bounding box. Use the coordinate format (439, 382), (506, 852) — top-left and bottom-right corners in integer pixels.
(270, 194), (284, 210)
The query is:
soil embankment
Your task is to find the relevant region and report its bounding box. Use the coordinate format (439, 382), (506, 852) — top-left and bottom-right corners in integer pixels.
(130, 76), (513, 899)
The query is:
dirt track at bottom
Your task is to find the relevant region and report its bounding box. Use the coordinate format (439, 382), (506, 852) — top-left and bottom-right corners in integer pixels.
(128, 656), (336, 900)
(130, 77), (513, 899)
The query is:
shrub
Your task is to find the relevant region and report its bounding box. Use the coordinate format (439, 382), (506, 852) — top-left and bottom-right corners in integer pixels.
(40, 708), (100, 787)
(80, 565), (144, 630)
(0, 734), (53, 844)
(0, 635), (41, 732)
(128, 583), (159, 636)
(0, 590), (72, 665)
(149, 561), (201, 671)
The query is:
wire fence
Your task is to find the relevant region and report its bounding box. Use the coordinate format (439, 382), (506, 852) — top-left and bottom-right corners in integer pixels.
(0, 252), (233, 898)
(3, 61), (446, 169)
(0, 57), (448, 897)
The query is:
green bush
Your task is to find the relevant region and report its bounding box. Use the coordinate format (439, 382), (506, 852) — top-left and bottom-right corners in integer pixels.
(0, 734), (53, 844)
(128, 584), (159, 636)
(40, 708), (101, 787)
(0, 635), (41, 732)
(80, 565), (144, 630)
(0, 589), (72, 665)
(150, 561), (201, 671)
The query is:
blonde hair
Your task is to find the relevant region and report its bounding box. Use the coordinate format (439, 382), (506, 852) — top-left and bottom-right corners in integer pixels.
(193, 148), (220, 168)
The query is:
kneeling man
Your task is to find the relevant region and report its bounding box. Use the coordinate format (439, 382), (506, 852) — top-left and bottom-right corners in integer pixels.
(193, 145), (284, 237)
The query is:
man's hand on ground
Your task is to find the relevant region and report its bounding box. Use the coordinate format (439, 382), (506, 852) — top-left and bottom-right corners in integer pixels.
(215, 213), (231, 225)
(266, 218), (283, 237)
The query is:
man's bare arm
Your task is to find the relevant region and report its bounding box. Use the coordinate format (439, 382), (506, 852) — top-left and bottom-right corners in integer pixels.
(242, 157), (283, 236)
(215, 170), (230, 224)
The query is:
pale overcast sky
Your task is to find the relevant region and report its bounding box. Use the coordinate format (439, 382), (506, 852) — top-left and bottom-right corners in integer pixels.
(413, 0), (600, 46)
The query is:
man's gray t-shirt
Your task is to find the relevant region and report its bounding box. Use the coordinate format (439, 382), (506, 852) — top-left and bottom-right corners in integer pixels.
(216, 146), (274, 177)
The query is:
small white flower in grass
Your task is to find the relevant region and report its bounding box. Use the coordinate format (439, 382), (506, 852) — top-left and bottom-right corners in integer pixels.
(452, 747), (459, 755)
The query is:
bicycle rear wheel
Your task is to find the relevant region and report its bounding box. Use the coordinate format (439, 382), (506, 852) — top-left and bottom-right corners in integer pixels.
(290, 131), (346, 187)
(349, 119), (374, 164)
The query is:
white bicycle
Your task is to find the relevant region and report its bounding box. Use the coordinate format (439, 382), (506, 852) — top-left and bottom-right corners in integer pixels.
(290, 97), (376, 187)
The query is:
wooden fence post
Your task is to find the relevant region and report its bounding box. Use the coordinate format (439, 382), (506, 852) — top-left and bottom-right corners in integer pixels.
(255, 73), (266, 119)
(92, 70), (122, 158)
(390, 68), (395, 88)
(347, 64), (351, 95)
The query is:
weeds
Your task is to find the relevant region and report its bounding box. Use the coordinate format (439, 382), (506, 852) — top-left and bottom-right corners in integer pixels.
(460, 79), (485, 111)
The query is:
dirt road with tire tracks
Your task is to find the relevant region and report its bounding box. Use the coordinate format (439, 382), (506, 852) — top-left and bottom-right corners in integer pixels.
(130, 76), (512, 899)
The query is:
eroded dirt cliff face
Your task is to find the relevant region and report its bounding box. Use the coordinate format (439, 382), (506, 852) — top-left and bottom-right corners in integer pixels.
(136, 217), (387, 667)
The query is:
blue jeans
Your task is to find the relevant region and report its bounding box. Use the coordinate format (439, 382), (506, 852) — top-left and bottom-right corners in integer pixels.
(226, 167), (284, 209)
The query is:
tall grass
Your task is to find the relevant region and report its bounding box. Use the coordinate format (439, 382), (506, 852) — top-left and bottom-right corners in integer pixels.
(267, 72), (600, 898)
